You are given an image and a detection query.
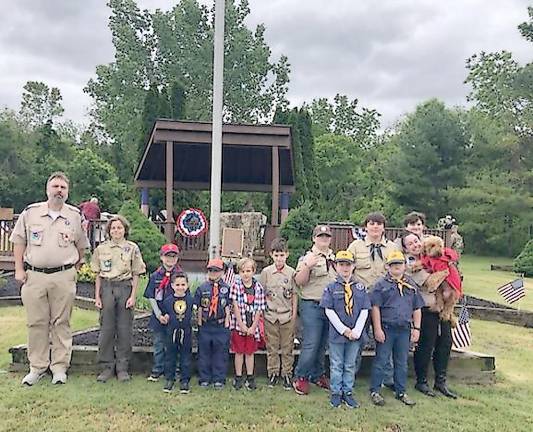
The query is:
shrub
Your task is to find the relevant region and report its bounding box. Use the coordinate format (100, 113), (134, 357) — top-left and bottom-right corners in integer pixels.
(119, 200), (167, 273)
(514, 239), (533, 277)
(77, 263), (96, 283)
(280, 203), (318, 268)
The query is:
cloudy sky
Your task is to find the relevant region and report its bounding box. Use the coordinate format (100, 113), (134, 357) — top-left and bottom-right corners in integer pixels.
(0, 0), (531, 128)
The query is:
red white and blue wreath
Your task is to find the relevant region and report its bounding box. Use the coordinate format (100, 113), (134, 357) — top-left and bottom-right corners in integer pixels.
(176, 208), (208, 238)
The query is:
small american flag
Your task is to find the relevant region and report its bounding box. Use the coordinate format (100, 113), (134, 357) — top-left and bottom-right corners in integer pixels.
(223, 261), (236, 288)
(452, 304), (471, 349)
(497, 278), (525, 304)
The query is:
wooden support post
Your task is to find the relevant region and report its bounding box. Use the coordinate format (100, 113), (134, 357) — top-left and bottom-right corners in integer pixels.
(271, 146), (279, 226)
(165, 141), (174, 241)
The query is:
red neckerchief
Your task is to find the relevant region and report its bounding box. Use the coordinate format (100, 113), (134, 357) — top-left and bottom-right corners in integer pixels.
(208, 281), (219, 318)
(156, 267), (172, 297)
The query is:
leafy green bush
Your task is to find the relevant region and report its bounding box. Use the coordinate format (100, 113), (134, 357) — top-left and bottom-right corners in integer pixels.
(77, 263), (96, 283)
(119, 200), (167, 273)
(280, 203), (318, 268)
(514, 239), (533, 277)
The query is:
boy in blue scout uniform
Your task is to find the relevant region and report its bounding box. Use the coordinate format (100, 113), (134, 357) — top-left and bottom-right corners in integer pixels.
(143, 243), (183, 381)
(159, 272), (193, 394)
(320, 251), (371, 408)
(194, 258), (231, 389)
(369, 250), (424, 407)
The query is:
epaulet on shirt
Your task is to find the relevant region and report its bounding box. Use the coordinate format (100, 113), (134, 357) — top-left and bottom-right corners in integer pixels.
(24, 202), (46, 212)
(64, 203), (81, 214)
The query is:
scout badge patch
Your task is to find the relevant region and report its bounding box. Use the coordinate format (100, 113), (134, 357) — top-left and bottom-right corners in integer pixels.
(102, 259), (112, 272)
(174, 299), (187, 321)
(201, 296), (210, 308)
(283, 287), (293, 299)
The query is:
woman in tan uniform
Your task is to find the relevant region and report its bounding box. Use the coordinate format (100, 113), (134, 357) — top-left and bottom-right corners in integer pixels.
(91, 215), (146, 382)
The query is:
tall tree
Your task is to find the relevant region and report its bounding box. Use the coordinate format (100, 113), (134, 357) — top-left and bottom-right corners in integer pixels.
(19, 81), (64, 128)
(387, 99), (468, 222)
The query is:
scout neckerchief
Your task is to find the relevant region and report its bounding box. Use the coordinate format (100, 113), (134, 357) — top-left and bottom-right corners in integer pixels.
(343, 280), (354, 316)
(156, 267), (172, 298)
(244, 280), (255, 327)
(208, 281), (219, 318)
(391, 276), (414, 297)
(369, 243), (384, 261)
(312, 246), (336, 272)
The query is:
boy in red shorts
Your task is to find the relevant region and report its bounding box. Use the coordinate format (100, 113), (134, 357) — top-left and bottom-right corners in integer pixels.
(230, 257), (266, 390)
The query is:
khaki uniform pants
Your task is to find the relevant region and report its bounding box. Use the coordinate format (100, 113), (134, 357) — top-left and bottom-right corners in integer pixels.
(21, 267), (77, 374)
(264, 319), (295, 377)
(97, 279), (133, 372)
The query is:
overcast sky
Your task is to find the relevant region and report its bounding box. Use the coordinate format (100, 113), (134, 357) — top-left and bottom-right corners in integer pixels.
(0, 0), (531, 128)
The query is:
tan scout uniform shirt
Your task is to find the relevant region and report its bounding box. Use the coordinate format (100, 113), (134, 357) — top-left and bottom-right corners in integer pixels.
(10, 201), (88, 268)
(260, 264), (297, 325)
(347, 236), (398, 289)
(295, 246), (336, 301)
(91, 239), (146, 281)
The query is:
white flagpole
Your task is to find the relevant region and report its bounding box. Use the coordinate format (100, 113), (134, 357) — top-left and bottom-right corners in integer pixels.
(209, 0), (225, 258)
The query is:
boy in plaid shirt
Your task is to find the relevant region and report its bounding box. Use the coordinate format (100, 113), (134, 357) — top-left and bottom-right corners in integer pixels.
(230, 257), (266, 390)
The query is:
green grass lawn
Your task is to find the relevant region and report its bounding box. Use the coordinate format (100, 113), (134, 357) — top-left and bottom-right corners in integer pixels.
(461, 255), (533, 311)
(0, 257), (532, 431)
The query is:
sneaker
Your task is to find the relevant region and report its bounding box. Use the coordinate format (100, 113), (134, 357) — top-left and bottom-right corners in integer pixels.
(330, 394), (342, 408)
(96, 368), (114, 383)
(282, 375), (292, 390)
(147, 373), (162, 382)
(268, 375), (279, 388)
(314, 375), (330, 391)
(21, 371), (46, 386)
(396, 393), (416, 406)
(233, 375), (244, 390)
(245, 376), (257, 391)
(213, 381), (225, 390)
(293, 377), (310, 395)
(116, 371), (131, 382)
(199, 381), (210, 389)
(163, 380), (174, 393)
(342, 393), (360, 409)
(370, 391), (385, 406)
(180, 381), (190, 394)
(51, 371), (67, 385)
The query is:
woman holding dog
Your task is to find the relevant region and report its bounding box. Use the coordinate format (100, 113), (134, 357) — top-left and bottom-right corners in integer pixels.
(399, 216), (458, 399)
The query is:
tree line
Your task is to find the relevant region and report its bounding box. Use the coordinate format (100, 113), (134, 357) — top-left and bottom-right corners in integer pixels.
(0, 1), (531, 257)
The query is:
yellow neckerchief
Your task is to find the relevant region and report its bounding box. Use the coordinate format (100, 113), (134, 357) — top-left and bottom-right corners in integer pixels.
(344, 281), (354, 315)
(391, 276), (414, 297)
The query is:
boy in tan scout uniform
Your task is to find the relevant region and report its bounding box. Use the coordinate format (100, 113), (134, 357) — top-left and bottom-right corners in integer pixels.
(347, 212), (398, 289)
(91, 215), (146, 382)
(259, 238), (298, 390)
(292, 224), (337, 396)
(10, 172), (89, 386)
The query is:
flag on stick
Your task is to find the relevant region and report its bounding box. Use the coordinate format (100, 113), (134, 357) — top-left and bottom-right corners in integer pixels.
(497, 278), (525, 304)
(223, 261), (236, 288)
(452, 303), (471, 349)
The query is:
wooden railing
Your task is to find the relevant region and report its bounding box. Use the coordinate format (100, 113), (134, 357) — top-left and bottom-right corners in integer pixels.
(0, 219), (15, 255)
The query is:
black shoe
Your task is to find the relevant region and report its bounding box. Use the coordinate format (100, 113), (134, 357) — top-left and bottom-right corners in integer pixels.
(233, 375), (244, 390)
(268, 375), (279, 388)
(245, 375), (257, 390)
(163, 380), (175, 393)
(180, 381), (190, 394)
(282, 375), (292, 390)
(434, 382), (458, 399)
(415, 382), (436, 397)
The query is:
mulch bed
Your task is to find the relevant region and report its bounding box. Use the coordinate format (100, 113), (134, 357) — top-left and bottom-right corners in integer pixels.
(76, 282), (95, 299)
(0, 277), (21, 297)
(73, 316), (154, 347)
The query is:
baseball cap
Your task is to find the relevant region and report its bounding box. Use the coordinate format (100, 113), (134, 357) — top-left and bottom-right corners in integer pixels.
(335, 250), (354, 263)
(312, 224), (332, 237)
(207, 257), (224, 270)
(386, 250), (406, 265)
(160, 243), (180, 256)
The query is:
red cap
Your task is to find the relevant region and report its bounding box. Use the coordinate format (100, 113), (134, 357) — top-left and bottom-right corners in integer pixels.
(207, 257), (224, 270)
(160, 243), (180, 256)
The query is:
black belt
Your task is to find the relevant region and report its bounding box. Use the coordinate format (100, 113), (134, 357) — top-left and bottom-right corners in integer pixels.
(24, 263), (75, 274)
(302, 299), (320, 304)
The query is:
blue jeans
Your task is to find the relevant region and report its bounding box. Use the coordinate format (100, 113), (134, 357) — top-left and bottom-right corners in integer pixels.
(356, 326), (394, 386)
(370, 325), (410, 396)
(294, 300), (329, 381)
(329, 340), (361, 395)
(197, 323), (230, 384)
(164, 328), (192, 383)
(151, 330), (165, 375)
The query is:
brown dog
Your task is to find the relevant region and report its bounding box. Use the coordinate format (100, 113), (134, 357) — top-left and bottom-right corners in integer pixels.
(421, 236), (461, 326)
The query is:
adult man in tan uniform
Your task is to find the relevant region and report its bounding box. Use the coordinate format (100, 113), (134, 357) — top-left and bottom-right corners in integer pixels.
(11, 172), (88, 386)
